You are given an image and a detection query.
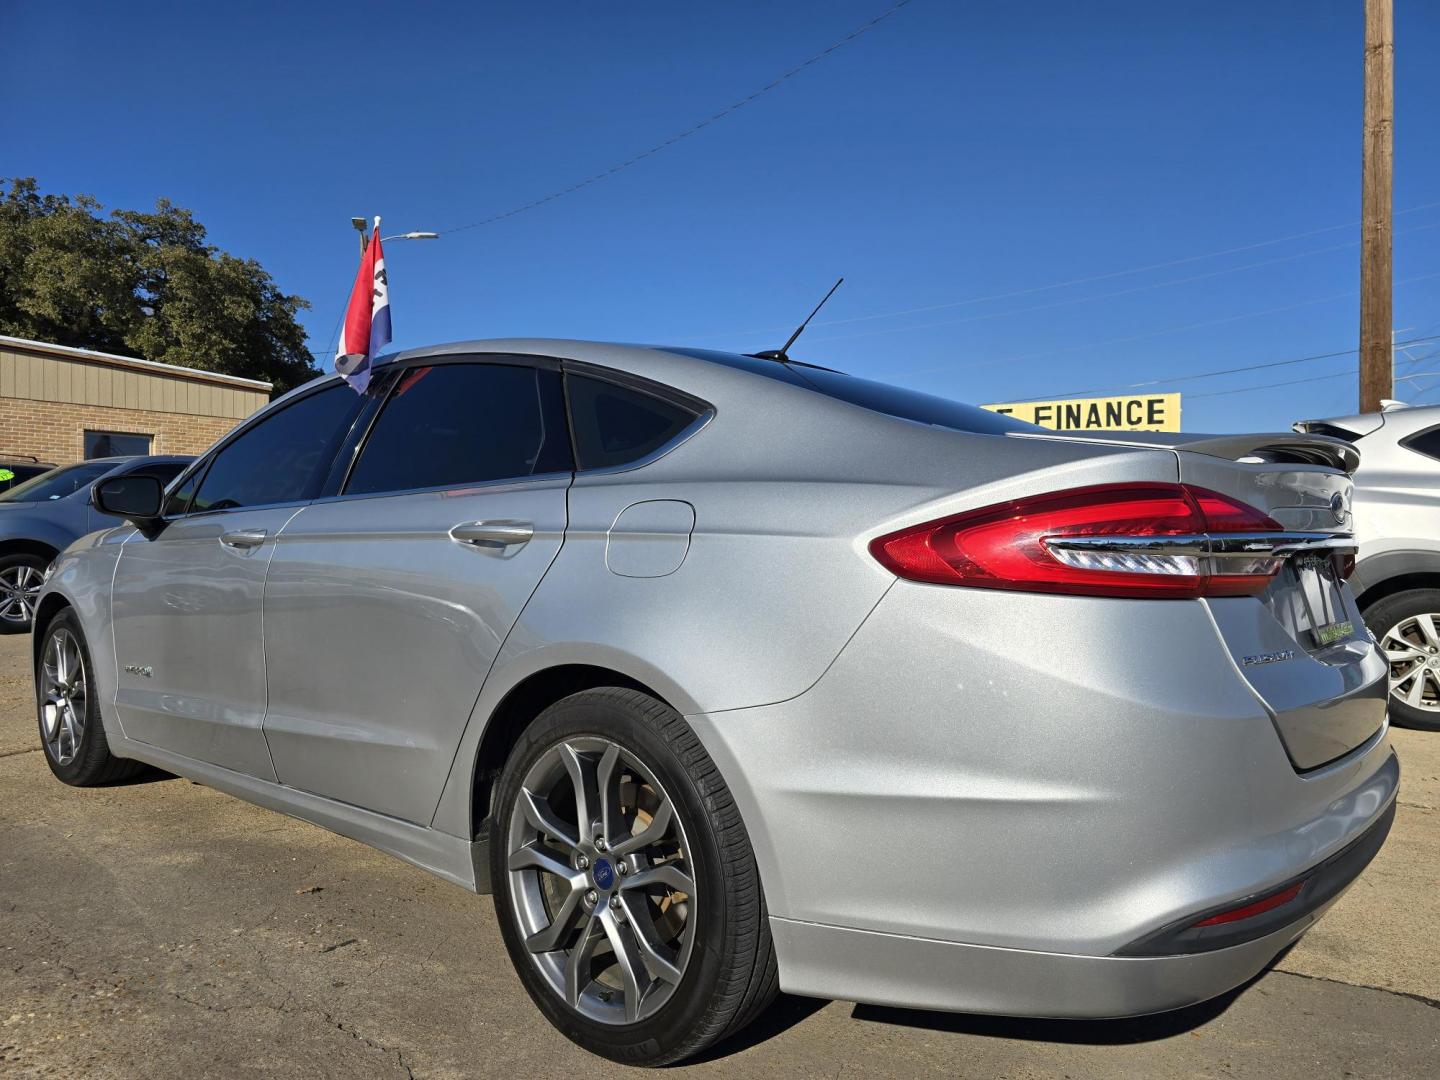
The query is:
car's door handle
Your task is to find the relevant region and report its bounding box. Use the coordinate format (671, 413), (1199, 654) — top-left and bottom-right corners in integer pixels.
(449, 521), (534, 549)
(220, 528), (268, 550)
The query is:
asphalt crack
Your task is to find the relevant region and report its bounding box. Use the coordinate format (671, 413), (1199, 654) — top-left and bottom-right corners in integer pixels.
(0, 747), (39, 759)
(317, 1008), (416, 1080)
(1276, 967), (1440, 1011)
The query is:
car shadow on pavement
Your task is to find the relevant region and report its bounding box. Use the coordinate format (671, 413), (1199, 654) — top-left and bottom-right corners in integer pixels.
(689, 947), (1297, 1061)
(847, 955), (1292, 1046)
(688, 994), (832, 1062)
(102, 763), (174, 786)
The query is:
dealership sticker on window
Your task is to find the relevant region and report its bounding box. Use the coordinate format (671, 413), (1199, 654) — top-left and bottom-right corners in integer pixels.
(0, 469), (13, 482)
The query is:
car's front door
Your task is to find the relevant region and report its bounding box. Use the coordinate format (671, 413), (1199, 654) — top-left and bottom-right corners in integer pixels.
(261, 358), (573, 824)
(109, 385), (364, 778)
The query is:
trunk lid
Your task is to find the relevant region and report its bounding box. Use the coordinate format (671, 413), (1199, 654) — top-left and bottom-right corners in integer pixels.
(1010, 428), (1386, 771)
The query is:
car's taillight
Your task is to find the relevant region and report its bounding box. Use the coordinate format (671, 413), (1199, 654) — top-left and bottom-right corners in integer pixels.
(868, 482), (1286, 599)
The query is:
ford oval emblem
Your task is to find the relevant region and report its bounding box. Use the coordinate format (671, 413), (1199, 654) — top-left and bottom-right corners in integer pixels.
(592, 858), (615, 890)
(1330, 492), (1348, 524)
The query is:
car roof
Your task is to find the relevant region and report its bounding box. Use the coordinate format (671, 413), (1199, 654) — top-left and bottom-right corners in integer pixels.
(273, 339), (826, 410)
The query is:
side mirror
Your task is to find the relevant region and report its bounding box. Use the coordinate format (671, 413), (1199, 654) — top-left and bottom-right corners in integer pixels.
(93, 475), (164, 531)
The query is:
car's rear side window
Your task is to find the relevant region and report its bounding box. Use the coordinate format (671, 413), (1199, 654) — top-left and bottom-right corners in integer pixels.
(1403, 426), (1440, 462)
(345, 363), (571, 496)
(190, 385), (362, 513)
(567, 374), (699, 470)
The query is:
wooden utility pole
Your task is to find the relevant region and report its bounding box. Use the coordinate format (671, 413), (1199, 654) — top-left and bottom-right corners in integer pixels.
(1359, 0), (1394, 412)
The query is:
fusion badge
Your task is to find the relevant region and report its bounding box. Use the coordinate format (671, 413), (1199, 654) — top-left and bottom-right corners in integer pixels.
(1242, 650), (1295, 668)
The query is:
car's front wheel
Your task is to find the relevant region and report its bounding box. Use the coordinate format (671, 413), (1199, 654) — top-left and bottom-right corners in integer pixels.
(490, 687), (777, 1065)
(36, 608), (144, 784)
(1365, 587), (1440, 731)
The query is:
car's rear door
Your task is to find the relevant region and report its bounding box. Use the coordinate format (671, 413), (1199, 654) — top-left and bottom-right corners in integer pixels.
(260, 357), (573, 823)
(110, 385), (365, 778)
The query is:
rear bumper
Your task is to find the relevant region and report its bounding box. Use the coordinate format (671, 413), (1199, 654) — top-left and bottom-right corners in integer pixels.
(1118, 793), (1395, 956)
(771, 904), (1329, 1019)
(770, 788), (1394, 1018)
(689, 582), (1399, 1014)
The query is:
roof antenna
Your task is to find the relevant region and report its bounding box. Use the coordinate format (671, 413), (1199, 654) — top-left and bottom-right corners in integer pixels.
(750, 277), (844, 362)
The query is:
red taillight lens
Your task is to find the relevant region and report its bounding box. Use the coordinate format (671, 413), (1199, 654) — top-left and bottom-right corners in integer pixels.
(868, 482), (1284, 599)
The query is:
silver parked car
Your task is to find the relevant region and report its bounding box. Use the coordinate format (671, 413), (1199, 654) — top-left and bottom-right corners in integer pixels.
(37, 341), (1396, 1064)
(1296, 404), (1440, 731)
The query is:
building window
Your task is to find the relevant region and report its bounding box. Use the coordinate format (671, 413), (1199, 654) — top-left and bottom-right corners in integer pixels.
(84, 430), (153, 459)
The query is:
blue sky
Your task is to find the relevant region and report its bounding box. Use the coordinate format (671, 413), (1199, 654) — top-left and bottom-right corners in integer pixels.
(4, 0), (1439, 431)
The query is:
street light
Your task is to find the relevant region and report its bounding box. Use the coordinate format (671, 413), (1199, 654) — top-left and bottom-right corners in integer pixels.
(351, 219), (441, 253)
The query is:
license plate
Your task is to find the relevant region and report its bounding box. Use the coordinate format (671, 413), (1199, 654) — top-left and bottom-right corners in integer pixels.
(1293, 556), (1353, 647)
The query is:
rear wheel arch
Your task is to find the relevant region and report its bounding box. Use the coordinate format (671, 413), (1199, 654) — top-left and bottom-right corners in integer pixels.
(470, 664), (665, 839)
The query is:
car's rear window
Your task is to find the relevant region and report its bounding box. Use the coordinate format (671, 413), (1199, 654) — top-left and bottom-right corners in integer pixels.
(662, 347), (1037, 435)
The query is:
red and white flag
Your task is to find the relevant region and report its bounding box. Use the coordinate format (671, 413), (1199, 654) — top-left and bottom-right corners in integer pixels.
(333, 217), (392, 394)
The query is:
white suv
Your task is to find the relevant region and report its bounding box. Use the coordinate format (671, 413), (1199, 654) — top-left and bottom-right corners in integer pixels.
(1297, 403), (1440, 730)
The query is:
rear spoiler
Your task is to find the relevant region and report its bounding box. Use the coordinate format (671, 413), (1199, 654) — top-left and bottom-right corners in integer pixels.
(1008, 429), (1359, 475)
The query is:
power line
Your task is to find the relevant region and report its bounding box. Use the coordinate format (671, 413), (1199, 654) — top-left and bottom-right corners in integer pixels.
(438, 1), (914, 236)
(803, 221), (1440, 346)
(1001, 334), (1440, 401)
(886, 269), (1440, 383)
(1186, 363), (1440, 401)
(1186, 368), (1359, 400)
(711, 198), (1440, 340)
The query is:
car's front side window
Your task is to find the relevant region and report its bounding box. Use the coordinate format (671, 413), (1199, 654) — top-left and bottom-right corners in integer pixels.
(189, 384), (362, 514)
(343, 363), (571, 496)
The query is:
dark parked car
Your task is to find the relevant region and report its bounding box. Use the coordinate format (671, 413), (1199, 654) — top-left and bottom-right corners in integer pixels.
(0, 455), (192, 632)
(0, 454), (58, 493)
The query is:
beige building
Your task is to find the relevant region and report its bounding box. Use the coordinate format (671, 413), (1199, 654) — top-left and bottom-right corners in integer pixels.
(0, 335), (271, 464)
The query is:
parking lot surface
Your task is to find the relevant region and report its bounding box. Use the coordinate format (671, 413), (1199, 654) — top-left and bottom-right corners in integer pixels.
(2, 633), (1437, 1078)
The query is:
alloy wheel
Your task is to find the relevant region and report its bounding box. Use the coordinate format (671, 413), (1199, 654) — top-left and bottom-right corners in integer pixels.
(0, 563), (43, 626)
(1381, 613), (1440, 713)
(39, 627), (87, 765)
(505, 735), (696, 1025)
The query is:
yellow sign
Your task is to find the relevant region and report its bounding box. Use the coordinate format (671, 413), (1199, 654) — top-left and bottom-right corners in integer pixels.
(983, 393), (1181, 432)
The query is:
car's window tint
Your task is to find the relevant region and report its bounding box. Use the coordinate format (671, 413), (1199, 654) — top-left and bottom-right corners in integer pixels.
(1404, 426), (1440, 462)
(191, 385), (361, 513)
(567, 374), (698, 470)
(662, 346), (1038, 435)
(0, 462), (113, 503)
(345, 364), (571, 496)
(164, 465), (202, 517)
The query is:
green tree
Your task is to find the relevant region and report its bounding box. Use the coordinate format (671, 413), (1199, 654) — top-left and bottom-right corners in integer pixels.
(0, 178), (318, 392)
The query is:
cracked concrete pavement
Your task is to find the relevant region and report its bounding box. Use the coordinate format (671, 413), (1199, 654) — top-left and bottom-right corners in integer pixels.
(1, 634), (1437, 1078)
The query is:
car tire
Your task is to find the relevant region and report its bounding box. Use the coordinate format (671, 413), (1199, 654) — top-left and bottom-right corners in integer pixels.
(0, 552), (49, 634)
(490, 687), (778, 1066)
(1364, 588), (1440, 732)
(36, 608), (145, 785)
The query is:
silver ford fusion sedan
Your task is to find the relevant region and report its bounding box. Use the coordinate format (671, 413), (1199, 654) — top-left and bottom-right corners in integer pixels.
(35, 340), (1396, 1065)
